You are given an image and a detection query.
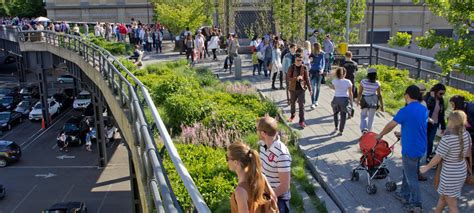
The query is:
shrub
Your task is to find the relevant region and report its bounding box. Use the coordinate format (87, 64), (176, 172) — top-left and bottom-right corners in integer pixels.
(88, 36), (131, 55)
(195, 67), (219, 87)
(144, 63), (173, 76)
(161, 144), (237, 212)
(388, 32), (412, 48)
(151, 74), (200, 104)
(180, 122), (242, 148)
(203, 105), (259, 134)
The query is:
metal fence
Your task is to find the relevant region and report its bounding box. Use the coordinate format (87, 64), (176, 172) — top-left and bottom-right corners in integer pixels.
(0, 25), (211, 213)
(343, 44), (474, 93)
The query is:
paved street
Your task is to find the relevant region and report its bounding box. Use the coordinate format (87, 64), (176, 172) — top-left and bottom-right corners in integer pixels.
(0, 107), (132, 213)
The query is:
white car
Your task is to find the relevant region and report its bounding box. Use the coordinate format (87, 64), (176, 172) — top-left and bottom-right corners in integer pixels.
(73, 91), (91, 110)
(28, 99), (60, 121)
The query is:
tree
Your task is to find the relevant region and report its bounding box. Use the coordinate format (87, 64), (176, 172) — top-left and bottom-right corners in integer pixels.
(388, 32), (412, 48)
(152, 0), (213, 35)
(1, 0), (45, 17)
(307, 0), (366, 44)
(414, 0), (474, 75)
(273, 0), (306, 42)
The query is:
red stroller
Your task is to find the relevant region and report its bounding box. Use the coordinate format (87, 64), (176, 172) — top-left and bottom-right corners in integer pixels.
(350, 132), (399, 194)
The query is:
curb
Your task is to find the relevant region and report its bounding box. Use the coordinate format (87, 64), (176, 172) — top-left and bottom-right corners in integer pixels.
(257, 90), (344, 213)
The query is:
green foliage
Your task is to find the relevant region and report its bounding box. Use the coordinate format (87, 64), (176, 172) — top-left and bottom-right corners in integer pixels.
(161, 144), (237, 211)
(413, 0), (474, 75)
(150, 74), (200, 104)
(87, 36), (132, 55)
(164, 92), (215, 132)
(273, 0), (306, 42)
(1, 0), (45, 17)
(388, 32), (412, 48)
(152, 0), (213, 35)
(308, 0), (366, 43)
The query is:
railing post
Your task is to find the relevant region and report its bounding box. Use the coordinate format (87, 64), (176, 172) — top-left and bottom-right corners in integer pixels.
(119, 78), (124, 105)
(92, 49), (96, 67)
(446, 71), (451, 86)
(375, 48), (379, 64)
(393, 53), (398, 68)
(416, 59), (422, 79)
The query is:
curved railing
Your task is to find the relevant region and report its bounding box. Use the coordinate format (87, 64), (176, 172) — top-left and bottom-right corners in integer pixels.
(1, 26), (210, 213)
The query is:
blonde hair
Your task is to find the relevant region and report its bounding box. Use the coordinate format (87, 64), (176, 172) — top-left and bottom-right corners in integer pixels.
(257, 115), (278, 137)
(304, 41), (312, 52)
(228, 142), (266, 208)
(448, 110), (468, 160)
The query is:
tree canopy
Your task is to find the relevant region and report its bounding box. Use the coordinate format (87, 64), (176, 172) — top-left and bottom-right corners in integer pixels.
(414, 0), (474, 75)
(308, 0), (366, 44)
(152, 0), (213, 35)
(1, 0), (45, 17)
(273, 0), (306, 42)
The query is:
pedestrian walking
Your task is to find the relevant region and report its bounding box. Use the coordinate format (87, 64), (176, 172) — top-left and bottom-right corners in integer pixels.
(195, 31), (205, 62)
(282, 43), (297, 104)
(262, 40), (273, 77)
(85, 128), (93, 152)
(271, 41), (283, 90)
(342, 51), (358, 99)
(309, 30), (319, 46)
(227, 34), (240, 73)
(185, 34), (194, 64)
(331, 67), (353, 135)
(309, 42), (325, 109)
(377, 85), (427, 212)
(251, 49), (259, 76)
(303, 41), (312, 70)
(323, 34), (335, 72)
(287, 54), (311, 128)
(424, 83), (447, 163)
(449, 95), (474, 168)
(228, 142), (278, 213)
(257, 116), (292, 213)
(357, 68), (384, 133)
(56, 131), (68, 152)
(420, 110), (471, 213)
(208, 32), (220, 60)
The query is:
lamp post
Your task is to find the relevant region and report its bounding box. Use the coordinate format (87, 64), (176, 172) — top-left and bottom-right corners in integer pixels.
(305, 0), (308, 40)
(369, 0), (375, 65)
(147, 0), (151, 24)
(345, 0), (350, 43)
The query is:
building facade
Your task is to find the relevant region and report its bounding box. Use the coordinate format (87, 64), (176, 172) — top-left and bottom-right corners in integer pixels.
(45, 0), (154, 24)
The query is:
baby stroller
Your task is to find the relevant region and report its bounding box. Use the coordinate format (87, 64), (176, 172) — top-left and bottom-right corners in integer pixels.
(350, 132), (399, 195)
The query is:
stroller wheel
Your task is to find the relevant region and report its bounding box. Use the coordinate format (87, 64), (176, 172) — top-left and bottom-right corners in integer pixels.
(385, 181), (397, 192)
(350, 171), (359, 181)
(366, 184), (377, 195)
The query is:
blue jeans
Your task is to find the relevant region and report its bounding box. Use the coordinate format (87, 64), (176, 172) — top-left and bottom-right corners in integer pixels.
(253, 64), (259, 75)
(277, 198), (290, 213)
(400, 155), (422, 207)
(263, 58), (272, 76)
(310, 74), (322, 104)
(427, 123), (439, 158)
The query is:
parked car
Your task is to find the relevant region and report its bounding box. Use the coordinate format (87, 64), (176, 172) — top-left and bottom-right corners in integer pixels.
(52, 92), (73, 111)
(0, 86), (19, 99)
(62, 117), (90, 146)
(0, 184), (5, 199)
(29, 99), (60, 121)
(0, 96), (19, 111)
(14, 99), (35, 117)
(57, 75), (74, 84)
(73, 91), (91, 110)
(42, 202), (88, 213)
(19, 86), (39, 100)
(0, 140), (21, 167)
(0, 111), (23, 130)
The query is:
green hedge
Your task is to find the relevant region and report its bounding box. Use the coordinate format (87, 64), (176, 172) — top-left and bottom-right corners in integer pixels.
(87, 36), (132, 55)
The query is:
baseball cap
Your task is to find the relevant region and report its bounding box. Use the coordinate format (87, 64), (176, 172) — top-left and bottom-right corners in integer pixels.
(367, 68), (376, 74)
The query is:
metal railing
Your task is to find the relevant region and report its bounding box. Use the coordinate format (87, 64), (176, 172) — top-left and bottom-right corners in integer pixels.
(0, 26), (210, 213)
(342, 44), (473, 92)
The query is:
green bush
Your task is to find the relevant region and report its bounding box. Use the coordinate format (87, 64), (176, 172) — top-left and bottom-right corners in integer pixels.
(161, 144), (237, 211)
(87, 36), (131, 55)
(203, 105), (258, 134)
(151, 74), (200, 104)
(164, 93), (215, 132)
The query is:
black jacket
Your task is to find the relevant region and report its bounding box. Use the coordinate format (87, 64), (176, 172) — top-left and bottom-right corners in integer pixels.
(425, 95), (446, 130)
(343, 60), (358, 83)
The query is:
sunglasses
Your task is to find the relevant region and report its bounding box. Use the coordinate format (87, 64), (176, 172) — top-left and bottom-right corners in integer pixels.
(295, 59), (303, 62)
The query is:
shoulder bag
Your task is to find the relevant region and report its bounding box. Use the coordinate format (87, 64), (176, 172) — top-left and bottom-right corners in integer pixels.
(360, 95), (379, 109)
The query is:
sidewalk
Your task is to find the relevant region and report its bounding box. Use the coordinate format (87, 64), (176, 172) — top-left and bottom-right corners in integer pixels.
(142, 52), (474, 212)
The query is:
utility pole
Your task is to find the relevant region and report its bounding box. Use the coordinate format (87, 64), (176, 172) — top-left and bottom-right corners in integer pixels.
(369, 0), (375, 65)
(305, 0), (309, 40)
(147, 0), (151, 24)
(345, 0), (351, 43)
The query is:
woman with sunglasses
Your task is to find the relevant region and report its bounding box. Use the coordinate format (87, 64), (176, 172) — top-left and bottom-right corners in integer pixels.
(227, 142), (277, 213)
(424, 83), (447, 163)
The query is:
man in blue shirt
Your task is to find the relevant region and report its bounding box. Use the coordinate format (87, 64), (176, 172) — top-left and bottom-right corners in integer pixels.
(377, 85), (428, 212)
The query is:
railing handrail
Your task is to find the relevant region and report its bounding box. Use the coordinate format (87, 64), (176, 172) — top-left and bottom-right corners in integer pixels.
(3, 26), (211, 212)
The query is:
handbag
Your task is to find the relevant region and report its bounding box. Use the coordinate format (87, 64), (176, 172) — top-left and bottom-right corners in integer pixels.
(360, 95), (379, 109)
(466, 139), (474, 185)
(434, 160), (443, 189)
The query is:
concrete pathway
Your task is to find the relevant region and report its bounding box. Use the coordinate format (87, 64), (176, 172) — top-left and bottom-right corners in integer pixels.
(142, 51), (474, 213)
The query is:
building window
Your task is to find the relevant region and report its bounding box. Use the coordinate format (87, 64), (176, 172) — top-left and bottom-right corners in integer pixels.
(434, 29), (453, 37)
(367, 31), (391, 44)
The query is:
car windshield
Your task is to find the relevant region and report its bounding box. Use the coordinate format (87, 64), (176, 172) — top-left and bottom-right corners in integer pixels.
(77, 94), (90, 99)
(64, 123), (79, 132)
(0, 113), (10, 120)
(0, 88), (12, 95)
(34, 103), (42, 109)
(1, 97), (13, 104)
(60, 75), (72, 78)
(18, 101), (30, 108)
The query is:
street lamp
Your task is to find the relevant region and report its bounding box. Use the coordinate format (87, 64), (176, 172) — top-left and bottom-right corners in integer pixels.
(147, 0), (151, 24)
(345, 0), (350, 43)
(368, 0), (375, 65)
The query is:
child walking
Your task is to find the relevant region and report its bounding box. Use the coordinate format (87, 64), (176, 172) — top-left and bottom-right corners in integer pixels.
(252, 49), (260, 75)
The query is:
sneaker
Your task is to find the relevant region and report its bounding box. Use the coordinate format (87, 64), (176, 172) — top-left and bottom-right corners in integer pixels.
(311, 104), (316, 109)
(393, 192), (408, 204)
(299, 122), (306, 128)
(403, 204), (422, 213)
(337, 131), (343, 136)
(362, 128), (369, 134)
(288, 116), (295, 123)
(315, 101), (319, 106)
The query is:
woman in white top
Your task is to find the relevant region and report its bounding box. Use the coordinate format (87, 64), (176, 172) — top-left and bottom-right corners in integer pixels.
(331, 67), (353, 135)
(208, 32), (220, 61)
(357, 68), (384, 133)
(194, 32), (205, 62)
(420, 110), (471, 213)
(271, 41), (283, 90)
(303, 41), (312, 70)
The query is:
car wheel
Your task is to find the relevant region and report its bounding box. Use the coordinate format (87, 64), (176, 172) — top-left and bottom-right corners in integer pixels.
(0, 158), (7, 167)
